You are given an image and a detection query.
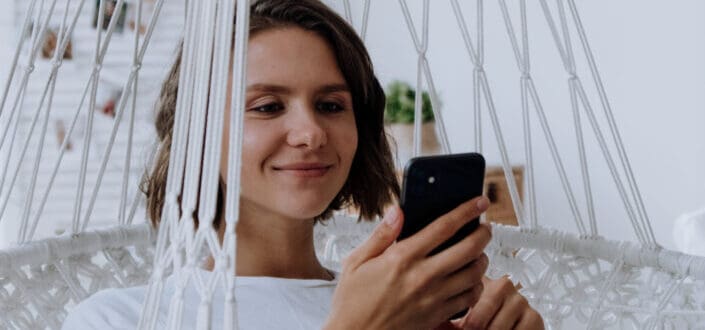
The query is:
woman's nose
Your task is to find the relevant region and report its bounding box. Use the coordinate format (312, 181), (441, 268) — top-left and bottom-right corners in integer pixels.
(286, 106), (327, 150)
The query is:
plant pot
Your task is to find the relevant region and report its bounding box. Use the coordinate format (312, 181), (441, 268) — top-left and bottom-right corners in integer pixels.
(386, 122), (441, 168)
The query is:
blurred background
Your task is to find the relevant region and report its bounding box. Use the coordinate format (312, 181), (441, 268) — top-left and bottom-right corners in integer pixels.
(0, 0), (703, 252)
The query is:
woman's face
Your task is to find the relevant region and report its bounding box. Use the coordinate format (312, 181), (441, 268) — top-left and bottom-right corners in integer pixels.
(222, 27), (358, 222)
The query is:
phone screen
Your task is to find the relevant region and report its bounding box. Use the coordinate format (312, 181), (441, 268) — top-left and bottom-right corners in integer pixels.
(398, 153), (486, 255)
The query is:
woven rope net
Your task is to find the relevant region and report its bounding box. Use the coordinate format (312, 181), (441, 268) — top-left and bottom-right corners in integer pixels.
(1, 0), (704, 329)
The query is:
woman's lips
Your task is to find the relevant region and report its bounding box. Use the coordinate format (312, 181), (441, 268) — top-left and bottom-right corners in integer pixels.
(273, 163), (333, 178)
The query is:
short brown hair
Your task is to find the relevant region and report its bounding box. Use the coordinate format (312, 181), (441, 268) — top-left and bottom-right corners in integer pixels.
(142, 0), (399, 229)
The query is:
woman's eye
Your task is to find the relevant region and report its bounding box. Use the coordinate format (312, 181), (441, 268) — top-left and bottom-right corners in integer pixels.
(249, 103), (283, 113)
(317, 101), (345, 113)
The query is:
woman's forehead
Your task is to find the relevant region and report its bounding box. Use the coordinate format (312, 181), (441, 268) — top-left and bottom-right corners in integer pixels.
(245, 27), (348, 90)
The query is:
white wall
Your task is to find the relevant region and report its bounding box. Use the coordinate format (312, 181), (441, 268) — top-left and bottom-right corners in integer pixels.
(337, 0), (705, 249)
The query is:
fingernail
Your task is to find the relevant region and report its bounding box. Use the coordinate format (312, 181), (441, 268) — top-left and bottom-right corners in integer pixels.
(384, 207), (400, 227)
(476, 197), (489, 211)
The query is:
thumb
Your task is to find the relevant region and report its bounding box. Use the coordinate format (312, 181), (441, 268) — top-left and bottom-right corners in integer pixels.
(343, 206), (403, 270)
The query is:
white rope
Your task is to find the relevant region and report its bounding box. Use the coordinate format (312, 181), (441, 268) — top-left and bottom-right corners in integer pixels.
(549, 0), (600, 237)
(183, 1), (218, 328)
(491, 224), (705, 280)
(18, 0), (73, 243)
(518, 3), (538, 229)
(360, 0), (371, 42)
(534, 0), (649, 244)
(0, 87), (24, 204)
(397, 0), (450, 156)
(645, 269), (688, 330)
(199, 0), (233, 231)
(0, 224), (152, 272)
(101, 249), (128, 288)
(8, 268), (57, 328)
(500, 0), (536, 229)
(193, 3), (240, 326)
(399, 0), (425, 158)
(0, 0), (56, 151)
(78, 71), (135, 232)
(19, 77), (57, 242)
(181, 0), (216, 223)
(568, 83), (599, 237)
(79, 0), (167, 233)
(138, 0), (198, 326)
(119, 0), (145, 225)
(0, 0), (66, 221)
(566, 0), (657, 246)
(451, 0), (483, 152)
(0, 0), (39, 118)
(161, 18), (215, 330)
(420, 57), (451, 154)
(450, 0), (482, 152)
(473, 2), (483, 154)
(125, 187), (144, 226)
(497, 0), (588, 235)
(477, 71), (525, 227)
(538, 0), (572, 72)
(449, 0), (525, 226)
(25, 69), (98, 241)
(340, 0), (372, 42)
(72, 0), (117, 234)
(342, 0), (352, 23)
(585, 245), (625, 329)
(222, 0), (250, 328)
(0, 71), (62, 223)
(571, 78), (650, 244)
(531, 296), (705, 318)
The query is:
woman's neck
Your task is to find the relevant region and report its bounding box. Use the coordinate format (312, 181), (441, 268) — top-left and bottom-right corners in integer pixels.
(209, 200), (332, 281)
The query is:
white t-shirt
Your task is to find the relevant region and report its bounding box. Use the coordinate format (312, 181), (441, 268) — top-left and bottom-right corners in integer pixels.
(62, 269), (338, 329)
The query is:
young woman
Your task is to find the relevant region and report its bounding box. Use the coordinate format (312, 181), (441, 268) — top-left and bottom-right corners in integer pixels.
(63, 1), (543, 329)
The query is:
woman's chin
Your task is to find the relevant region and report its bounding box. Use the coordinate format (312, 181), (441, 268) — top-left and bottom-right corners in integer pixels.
(284, 205), (330, 221)
(240, 192), (336, 222)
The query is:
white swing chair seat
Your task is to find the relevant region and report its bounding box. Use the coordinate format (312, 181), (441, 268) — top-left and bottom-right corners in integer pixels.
(5, 217), (705, 329)
(0, 224), (154, 329)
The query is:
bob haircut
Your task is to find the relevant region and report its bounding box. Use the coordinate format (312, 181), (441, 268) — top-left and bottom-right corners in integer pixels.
(142, 0), (400, 229)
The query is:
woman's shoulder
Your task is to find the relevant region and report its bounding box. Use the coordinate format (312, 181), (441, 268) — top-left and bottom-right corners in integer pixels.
(61, 285), (148, 330)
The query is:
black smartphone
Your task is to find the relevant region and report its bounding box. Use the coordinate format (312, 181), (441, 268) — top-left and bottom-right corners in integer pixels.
(398, 153), (486, 320)
(398, 152), (486, 252)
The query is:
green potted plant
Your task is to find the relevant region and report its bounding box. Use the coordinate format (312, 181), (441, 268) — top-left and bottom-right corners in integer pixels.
(384, 81), (441, 168)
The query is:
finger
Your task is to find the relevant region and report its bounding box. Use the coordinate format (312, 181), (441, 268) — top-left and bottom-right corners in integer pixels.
(435, 254), (489, 300)
(463, 277), (509, 330)
(485, 292), (529, 330)
(401, 196), (489, 258)
(449, 318), (465, 327)
(424, 223), (492, 277)
(439, 282), (483, 323)
(515, 309), (545, 330)
(343, 206), (403, 270)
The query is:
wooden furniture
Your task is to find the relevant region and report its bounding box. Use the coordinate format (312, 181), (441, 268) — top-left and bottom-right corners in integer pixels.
(484, 166), (523, 226)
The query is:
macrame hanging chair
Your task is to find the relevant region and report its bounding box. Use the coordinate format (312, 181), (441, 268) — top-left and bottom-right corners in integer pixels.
(1, 0), (704, 329)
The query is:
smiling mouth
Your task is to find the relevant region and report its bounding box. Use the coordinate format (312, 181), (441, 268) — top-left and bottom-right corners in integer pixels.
(273, 164), (334, 178)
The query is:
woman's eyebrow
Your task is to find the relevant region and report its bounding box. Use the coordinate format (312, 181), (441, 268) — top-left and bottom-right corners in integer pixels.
(317, 83), (350, 94)
(246, 84), (291, 94)
(245, 83), (350, 94)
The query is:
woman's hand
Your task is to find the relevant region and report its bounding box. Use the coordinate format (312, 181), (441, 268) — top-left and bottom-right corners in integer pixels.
(323, 197), (492, 330)
(438, 276), (545, 330)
